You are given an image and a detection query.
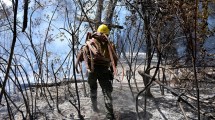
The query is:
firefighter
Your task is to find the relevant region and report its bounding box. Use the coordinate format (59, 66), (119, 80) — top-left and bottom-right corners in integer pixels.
(87, 24), (117, 120)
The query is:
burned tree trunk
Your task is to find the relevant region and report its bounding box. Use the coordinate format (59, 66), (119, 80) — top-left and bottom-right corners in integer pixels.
(141, 0), (153, 97)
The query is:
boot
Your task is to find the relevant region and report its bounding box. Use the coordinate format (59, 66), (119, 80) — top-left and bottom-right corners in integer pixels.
(106, 113), (115, 120)
(103, 91), (114, 119)
(91, 100), (99, 112)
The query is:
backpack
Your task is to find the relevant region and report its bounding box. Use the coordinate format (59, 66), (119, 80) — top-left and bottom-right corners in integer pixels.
(75, 32), (118, 75)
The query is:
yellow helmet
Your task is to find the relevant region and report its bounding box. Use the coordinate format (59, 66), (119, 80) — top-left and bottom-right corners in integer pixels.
(97, 24), (110, 35)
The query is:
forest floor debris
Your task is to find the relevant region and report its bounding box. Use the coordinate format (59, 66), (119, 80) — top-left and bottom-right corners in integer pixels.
(0, 63), (215, 120)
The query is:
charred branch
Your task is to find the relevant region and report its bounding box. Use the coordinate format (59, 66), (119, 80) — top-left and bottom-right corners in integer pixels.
(22, 79), (87, 88)
(77, 16), (123, 29)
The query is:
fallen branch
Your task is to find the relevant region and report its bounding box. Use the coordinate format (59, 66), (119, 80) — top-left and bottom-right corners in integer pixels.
(168, 65), (215, 69)
(178, 101), (189, 120)
(22, 78), (87, 88)
(185, 94), (215, 105)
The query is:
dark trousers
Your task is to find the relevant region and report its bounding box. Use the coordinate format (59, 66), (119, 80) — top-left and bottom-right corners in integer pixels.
(88, 65), (114, 117)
